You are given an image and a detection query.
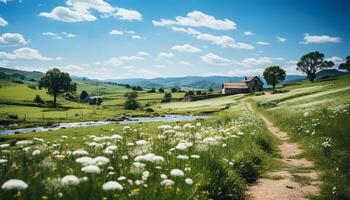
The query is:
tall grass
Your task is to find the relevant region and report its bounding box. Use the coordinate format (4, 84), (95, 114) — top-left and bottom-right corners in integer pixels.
(0, 107), (277, 200)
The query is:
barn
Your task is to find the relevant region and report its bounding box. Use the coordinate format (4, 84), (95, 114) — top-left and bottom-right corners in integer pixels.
(222, 76), (264, 95)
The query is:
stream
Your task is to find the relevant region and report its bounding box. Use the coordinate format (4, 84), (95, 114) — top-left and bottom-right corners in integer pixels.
(0, 115), (211, 135)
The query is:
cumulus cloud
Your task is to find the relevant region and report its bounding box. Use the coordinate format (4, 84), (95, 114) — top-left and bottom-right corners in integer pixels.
(39, 6), (97, 22)
(109, 29), (123, 35)
(0, 47), (63, 61)
(153, 11), (236, 30)
(39, 0), (142, 22)
(303, 33), (341, 44)
(0, 17), (8, 26)
(327, 56), (344, 65)
(114, 7), (142, 21)
(137, 51), (149, 56)
(171, 44), (201, 53)
(276, 36), (286, 42)
(42, 32), (76, 40)
(256, 41), (270, 45)
(239, 57), (283, 67)
(244, 31), (254, 36)
(158, 52), (174, 59)
(131, 35), (142, 39)
(201, 53), (232, 66)
(171, 26), (253, 50)
(179, 61), (193, 66)
(0, 33), (27, 46)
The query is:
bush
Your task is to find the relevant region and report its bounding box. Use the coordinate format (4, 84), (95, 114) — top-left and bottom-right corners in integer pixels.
(64, 92), (75, 100)
(171, 87), (178, 93)
(34, 95), (44, 104)
(80, 90), (89, 101)
(89, 98), (103, 105)
(12, 80), (23, 84)
(132, 86), (143, 91)
(147, 88), (156, 93)
(161, 93), (172, 103)
(28, 85), (37, 90)
(7, 113), (18, 119)
(124, 92), (140, 110)
(158, 88), (164, 93)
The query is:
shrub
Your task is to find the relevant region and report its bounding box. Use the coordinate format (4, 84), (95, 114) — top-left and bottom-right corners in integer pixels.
(161, 93), (172, 103)
(171, 87), (178, 93)
(147, 88), (156, 93)
(12, 80), (24, 84)
(80, 90), (89, 101)
(7, 113), (18, 119)
(124, 92), (140, 110)
(28, 84), (37, 90)
(132, 86), (143, 91)
(34, 95), (44, 104)
(158, 88), (164, 93)
(64, 92), (75, 100)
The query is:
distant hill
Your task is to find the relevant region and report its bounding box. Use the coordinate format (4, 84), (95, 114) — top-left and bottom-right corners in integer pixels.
(316, 69), (347, 79)
(0, 67), (44, 80)
(108, 75), (307, 89)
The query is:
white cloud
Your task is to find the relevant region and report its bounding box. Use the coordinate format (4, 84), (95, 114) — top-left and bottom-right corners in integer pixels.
(40, 0), (142, 22)
(171, 44), (201, 53)
(119, 55), (144, 61)
(276, 36), (286, 42)
(137, 51), (149, 56)
(39, 6), (97, 22)
(327, 56), (344, 65)
(103, 57), (123, 66)
(282, 65), (302, 75)
(122, 65), (136, 69)
(125, 30), (136, 34)
(201, 53), (232, 66)
(131, 35), (142, 39)
(153, 10), (236, 30)
(109, 29), (123, 35)
(227, 68), (264, 76)
(42, 32), (76, 39)
(158, 52), (174, 59)
(0, 17), (8, 26)
(171, 26), (253, 50)
(287, 60), (298, 64)
(197, 33), (254, 49)
(0, 33), (27, 46)
(0, 47), (62, 61)
(171, 27), (201, 35)
(179, 61), (193, 66)
(114, 7), (142, 21)
(256, 41), (270, 45)
(239, 57), (283, 67)
(244, 31), (254, 36)
(303, 33), (341, 44)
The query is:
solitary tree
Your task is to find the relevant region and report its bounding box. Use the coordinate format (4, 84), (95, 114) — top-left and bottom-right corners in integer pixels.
(124, 92), (139, 110)
(38, 68), (75, 107)
(159, 88), (165, 93)
(80, 90), (89, 101)
(339, 55), (350, 73)
(263, 66), (286, 91)
(161, 92), (172, 103)
(171, 87), (178, 93)
(297, 51), (334, 82)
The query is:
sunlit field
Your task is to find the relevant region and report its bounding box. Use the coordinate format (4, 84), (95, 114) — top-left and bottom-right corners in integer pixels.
(249, 76), (350, 199)
(0, 105), (278, 200)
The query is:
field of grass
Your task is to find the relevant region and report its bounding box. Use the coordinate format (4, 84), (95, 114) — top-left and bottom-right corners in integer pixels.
(248, 75), (350, 199)
(0, 104), (278, 200)
(155, 95), (244, 115)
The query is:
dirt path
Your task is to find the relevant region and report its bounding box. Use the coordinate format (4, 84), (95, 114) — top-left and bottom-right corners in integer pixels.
(244, 102), (320, 200)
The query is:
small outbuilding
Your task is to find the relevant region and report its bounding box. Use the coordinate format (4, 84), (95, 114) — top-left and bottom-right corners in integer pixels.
(222, 76), (264, 95)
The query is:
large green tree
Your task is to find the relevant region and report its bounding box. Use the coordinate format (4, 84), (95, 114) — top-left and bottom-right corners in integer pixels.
(38, 68), (75, 107)
(263, 66), (286, 91)
(339, 55), (350, 73)
(297, 51), (334, 82)
(124, 92), (140, 110)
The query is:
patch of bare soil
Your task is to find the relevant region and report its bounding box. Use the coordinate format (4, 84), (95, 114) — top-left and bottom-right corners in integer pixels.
(245, 102), (320, 200)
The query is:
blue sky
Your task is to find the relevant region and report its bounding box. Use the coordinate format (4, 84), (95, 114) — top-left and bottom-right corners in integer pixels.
(0, 0), (349, 79)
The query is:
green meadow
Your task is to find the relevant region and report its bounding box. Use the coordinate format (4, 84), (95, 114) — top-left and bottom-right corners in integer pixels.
(0, 74), (350, 199)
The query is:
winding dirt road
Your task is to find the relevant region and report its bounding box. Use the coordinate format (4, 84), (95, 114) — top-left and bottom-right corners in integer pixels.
(244, 102), (320, 200)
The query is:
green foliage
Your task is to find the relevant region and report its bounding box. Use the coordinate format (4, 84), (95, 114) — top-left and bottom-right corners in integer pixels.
(33, 94), (44, 104)
(89, 98), (103, 105)
(196, 90), (202, 95)
(233, 149), (264, 183)
(161, 92), (172, 103)
(38, 68), (76, 106)
(147, 88), (156, 93)
(27, 84), (37, 90)
(79, 90), (89, 100)
(263, 66), (286, 90)
(124, 91), (140, 110)
(339, 55), (350, 73)
(158, 87), (164, 93)
(171, 87), (178, 93)
(297, 51), (334, 82)
(132, 85), (143, 91)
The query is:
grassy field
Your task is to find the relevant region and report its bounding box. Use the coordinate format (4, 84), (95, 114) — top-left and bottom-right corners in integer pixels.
(248, 75), (350, 199)
(0, 79), (193, 128)
(0, 104), (278, 200)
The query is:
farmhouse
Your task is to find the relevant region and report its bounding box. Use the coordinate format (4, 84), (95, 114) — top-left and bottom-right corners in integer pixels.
(222, 76), (264, 95)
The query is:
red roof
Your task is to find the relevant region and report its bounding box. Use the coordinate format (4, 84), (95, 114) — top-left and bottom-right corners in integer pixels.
(222, 82), (248, 89)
